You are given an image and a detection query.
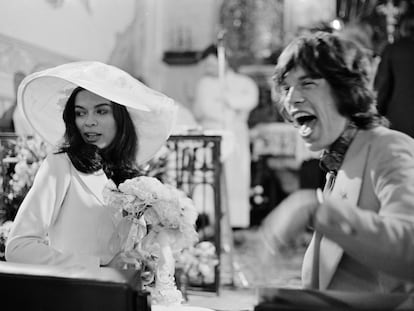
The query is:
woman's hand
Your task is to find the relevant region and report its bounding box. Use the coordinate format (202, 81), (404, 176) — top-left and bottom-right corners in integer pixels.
(104, 250), (140, 269)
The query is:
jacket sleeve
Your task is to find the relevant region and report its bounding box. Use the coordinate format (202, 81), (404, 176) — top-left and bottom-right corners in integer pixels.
(5, 153), (100, 268)
(316, 132), (414, 281)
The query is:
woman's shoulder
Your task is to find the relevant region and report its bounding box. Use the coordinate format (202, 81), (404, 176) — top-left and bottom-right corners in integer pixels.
(42, 152), (71, 171)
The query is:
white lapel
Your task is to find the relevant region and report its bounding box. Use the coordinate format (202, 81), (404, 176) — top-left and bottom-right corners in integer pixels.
(73, 168), (109, 205)
(319, 130), (371, 289)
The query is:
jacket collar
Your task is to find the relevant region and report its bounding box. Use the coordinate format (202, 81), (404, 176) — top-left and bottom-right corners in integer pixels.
(319, 129), (372, 289)
(72, 164), (109, 205)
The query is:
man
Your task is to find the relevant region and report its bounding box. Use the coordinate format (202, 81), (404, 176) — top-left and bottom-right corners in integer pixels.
(262, 31), (414, 292)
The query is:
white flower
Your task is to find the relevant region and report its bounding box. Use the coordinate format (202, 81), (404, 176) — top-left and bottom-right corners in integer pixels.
(103, 176), (199, 252)
(7, 135), (50, 200)
(119, 176), (164, 202)
(0, 221), (13, 239)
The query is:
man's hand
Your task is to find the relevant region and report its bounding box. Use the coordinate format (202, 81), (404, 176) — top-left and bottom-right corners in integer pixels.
(261, 189), (320, 249)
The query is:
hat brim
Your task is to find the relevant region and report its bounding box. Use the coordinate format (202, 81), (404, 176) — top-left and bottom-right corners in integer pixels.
(18, 61), (177, 165)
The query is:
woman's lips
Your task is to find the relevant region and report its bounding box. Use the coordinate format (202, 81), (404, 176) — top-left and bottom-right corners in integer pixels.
(83, 132), (101, 142)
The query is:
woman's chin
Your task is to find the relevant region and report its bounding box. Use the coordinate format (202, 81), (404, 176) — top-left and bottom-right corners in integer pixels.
(86, 141), (107, 149)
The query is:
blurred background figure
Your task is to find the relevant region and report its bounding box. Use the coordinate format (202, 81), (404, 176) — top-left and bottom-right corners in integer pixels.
(0, 71), (26, 133)
(374, 11), (414, 138)
(193, 44), (259, 228)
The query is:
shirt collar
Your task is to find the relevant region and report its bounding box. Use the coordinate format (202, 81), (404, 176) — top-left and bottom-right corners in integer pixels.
(319, 122), (358, 174)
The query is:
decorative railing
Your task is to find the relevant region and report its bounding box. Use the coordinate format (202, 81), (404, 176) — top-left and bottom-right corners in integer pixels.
(162, 134), (222, 294)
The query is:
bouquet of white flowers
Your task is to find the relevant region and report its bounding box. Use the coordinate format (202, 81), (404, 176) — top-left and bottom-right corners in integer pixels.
(103, 175), (198, 306)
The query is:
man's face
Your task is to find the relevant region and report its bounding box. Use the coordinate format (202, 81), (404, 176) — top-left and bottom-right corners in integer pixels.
(280, 66), (348, 151)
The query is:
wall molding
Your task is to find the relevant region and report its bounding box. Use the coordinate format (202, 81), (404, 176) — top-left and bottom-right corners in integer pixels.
(0, 33), (73, 101)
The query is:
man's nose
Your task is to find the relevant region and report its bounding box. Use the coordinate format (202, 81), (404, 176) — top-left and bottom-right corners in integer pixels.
(284, 86), (305, 110)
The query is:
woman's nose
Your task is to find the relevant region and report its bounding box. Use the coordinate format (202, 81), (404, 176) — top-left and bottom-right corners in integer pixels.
(85, 114), (98, 126)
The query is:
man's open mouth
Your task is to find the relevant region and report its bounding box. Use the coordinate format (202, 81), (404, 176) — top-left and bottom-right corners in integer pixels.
(293, 112), (317, 137)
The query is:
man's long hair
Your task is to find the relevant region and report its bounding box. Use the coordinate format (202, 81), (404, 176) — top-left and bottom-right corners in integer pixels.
(273, 31), (388, 129)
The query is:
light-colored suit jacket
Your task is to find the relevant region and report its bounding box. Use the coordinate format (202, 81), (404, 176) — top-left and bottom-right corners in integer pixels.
(6, 153), (119, 268)
(302, 126), (414, 293)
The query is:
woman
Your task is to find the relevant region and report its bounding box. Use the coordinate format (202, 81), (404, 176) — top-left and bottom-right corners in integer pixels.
(262, 32), (414, 292)
(5, 61), (177, 269)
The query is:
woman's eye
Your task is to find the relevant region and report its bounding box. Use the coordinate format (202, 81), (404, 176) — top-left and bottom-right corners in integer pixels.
(75, 110), (85, 117)
(97, 108), (110, 115)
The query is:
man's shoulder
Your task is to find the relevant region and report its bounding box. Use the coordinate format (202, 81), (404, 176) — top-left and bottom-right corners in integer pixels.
(365, 126), (412, 138)
(359, 126), (414, 150)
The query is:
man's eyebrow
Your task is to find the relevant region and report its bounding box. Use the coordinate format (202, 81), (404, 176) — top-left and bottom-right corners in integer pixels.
(301, 72), (323, 80)
(297, 73), (317, 81)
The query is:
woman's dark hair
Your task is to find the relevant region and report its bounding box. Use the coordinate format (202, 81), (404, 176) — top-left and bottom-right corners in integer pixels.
(273, 31), (388, 129)
(58, 87), (141, 185)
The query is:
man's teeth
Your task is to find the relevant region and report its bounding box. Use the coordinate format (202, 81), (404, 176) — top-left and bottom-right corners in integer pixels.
(300, 124), (312, 136)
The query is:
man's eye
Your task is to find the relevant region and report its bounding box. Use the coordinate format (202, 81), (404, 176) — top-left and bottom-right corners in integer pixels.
(279, 85), (290, 94)
(301, 80), (316, 88)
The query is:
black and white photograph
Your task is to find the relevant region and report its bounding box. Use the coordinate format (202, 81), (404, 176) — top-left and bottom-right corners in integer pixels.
(1, 1), (414, 310)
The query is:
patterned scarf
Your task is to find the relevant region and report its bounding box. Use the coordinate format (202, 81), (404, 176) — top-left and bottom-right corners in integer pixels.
(319, 122), (358, 175)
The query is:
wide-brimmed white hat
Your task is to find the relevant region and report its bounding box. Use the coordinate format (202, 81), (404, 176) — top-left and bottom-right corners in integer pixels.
(17, 61), (177, 165)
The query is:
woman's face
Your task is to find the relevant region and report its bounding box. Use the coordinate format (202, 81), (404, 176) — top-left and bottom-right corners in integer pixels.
(74, 90), (117, 149)
(280, 66), (347, 151)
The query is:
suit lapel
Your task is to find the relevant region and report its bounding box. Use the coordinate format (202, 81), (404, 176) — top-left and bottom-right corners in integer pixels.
(318, 130), (372, 289)
(73, 168), (109, 205)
